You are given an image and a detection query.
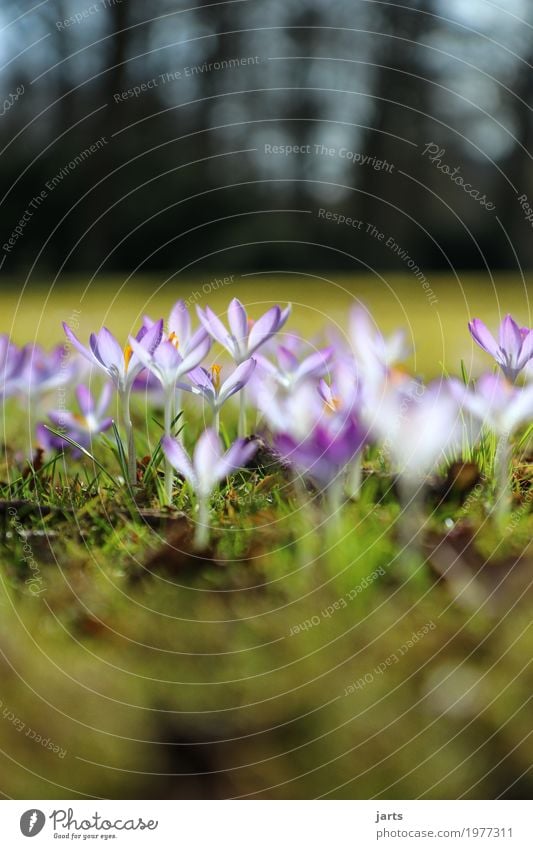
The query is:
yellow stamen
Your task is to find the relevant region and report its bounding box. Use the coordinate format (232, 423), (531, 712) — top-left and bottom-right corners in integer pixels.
(168, 332), (179, 349)
(124, 344), (133, 371)
(324, 395), (341, 414)
(211, 363), (222, 391)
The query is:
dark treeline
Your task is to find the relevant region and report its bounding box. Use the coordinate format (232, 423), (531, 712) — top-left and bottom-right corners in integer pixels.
(0, 0), (531, 278)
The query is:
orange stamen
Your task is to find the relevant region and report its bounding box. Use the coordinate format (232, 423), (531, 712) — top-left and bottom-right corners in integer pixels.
(124, 344), (133, 371)
(211, 363), (222, 391)
(168, 332), (179, 349)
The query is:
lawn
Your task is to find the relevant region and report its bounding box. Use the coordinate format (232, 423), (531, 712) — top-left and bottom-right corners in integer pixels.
(0, 273), (532, 800)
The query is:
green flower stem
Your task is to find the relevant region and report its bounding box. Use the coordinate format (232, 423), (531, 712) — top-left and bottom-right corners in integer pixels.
(120, 386), (137, 486)
(194, 497), (210, 550)
(493, 432), (512, 526)
(346, 453), (363, 500)
(163, 388), (175, 505)
(238, 389), (247, 438)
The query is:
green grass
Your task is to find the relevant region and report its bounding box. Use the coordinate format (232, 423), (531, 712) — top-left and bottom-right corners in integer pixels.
(0, 274), (532, 800)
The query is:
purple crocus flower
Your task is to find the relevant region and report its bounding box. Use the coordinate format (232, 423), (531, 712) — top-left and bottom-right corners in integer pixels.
(275, 416), (367, 490)
(0, 335), (27, 399)
(255, 344), (333, 390)
(350, 306), (409, 377)
(129, 332), (211, 503)
(449, 373), (533, 437)
(129, 334), (211, 395)
(36, 383), (113, 457)
(374, 381), (461, 483)
(18, 344), (79, 398)
(450, 373), (533, 523)
(197, 298), (291, 364)
(182, 358), (256, 432)
(468, 314), (533, 382)
(63, 321), (164, 395)
(143, 299), (209, 358)
(197, 298), (290, 436)
(162, 428), (257, 548)
(63, 320), (164, 484)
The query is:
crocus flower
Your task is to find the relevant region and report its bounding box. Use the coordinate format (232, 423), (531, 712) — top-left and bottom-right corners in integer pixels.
(182, 358), (256, 433)
(197, 298), (291, 435)
(450, 373), (533, 523)
(275, 416), (366, 491)
(63, 320), (164, 484)
(468, 314), (533, 382)
(375, 381), (461, 484)
(0, 335), (27, 399)
(350, 306), (409, 380)
(162, 428), (257, 548)
(17, 344), (80, 401)
(36, 383), (113, 457)
(450, 373), (533, 437)
(143, 300), (209, 358)
(255, 345), (333, 391)
(197, 298), (291, 364)
(129, 332), (211, 503)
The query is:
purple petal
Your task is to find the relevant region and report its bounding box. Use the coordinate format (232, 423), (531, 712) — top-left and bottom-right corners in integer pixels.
(215, 437), (257, 480)
(94, 328), (124, 372)
(75, 385), (94, 417)
(247, 306), (281, 355)
(128, 336), (154, 373)
(169, 300), (191, 342)
(279, 303), (292, 329)
(161, 435), (196, 486)
(517, 329), (533, 369)
(62, 323), (100, 368)
(227, 298), (248, 342)
(294, 347), (333, 382)
(468, 318), (499, 358)
(188, 366), (214, 390)
(96, 382), (114, 417)
(219, 358), (256, 404)
(155, 340), (182, 370)
(277, 346), (299, 373)
(186, 325), (208, 352)
(196, 306), (231, 350)
(178, 334), (211, 375)
(97, 417), (113, 434)
(140, 318), (164, 354)
(498, 314), (523, 357)
(193, 429), (223, 492)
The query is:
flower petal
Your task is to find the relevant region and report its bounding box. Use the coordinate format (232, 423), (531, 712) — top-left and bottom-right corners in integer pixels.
(218, 358), (256, 405)
(161, 435), (196, 487)
(62, 323), (100, 368)
(294, 347), (333, 383)
(75, 385), (94, 417)
(214, 437), (257, 480)
(277, 346), (299, 373)
(193, 428), (223, 495)
(169, 300), (191, 342)
(197, 306), (232, 352)
(247, 306), (281, 355)
(498, 314), (523, 358)
(227, 298), (248, 342)
(177, 334), (211, 375)
(517, 328), (533, 369)
(468, 318), (499, 358)
(94, 328), (124, 372)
